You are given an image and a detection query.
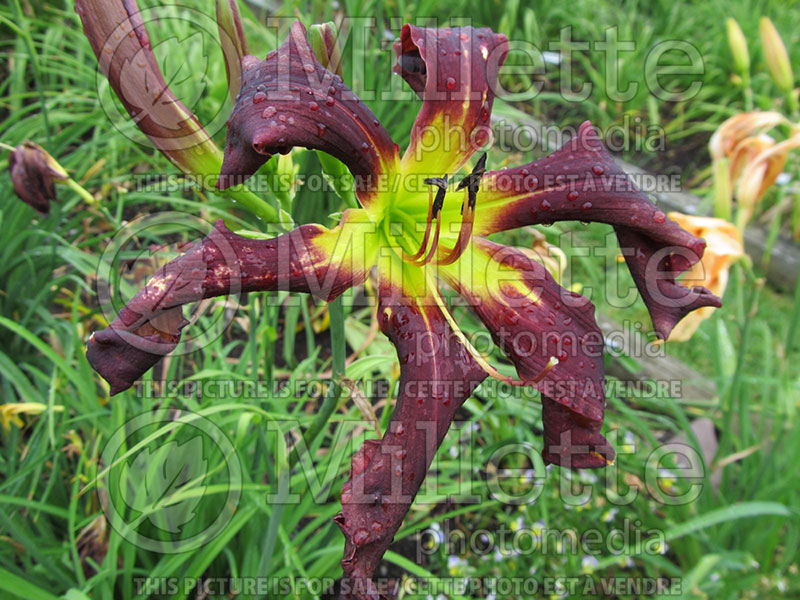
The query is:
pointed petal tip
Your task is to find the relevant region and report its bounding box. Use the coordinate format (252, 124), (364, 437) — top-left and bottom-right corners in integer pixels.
(542, 433), (616, 469)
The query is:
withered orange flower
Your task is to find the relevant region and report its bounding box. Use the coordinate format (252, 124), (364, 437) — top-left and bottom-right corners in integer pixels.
(667, 213), (744, 341)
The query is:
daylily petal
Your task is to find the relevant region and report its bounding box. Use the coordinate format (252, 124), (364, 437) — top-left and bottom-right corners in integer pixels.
(335, 260), (486, 599)
(736, 135), (800, 210)
(216, 0), (249, 103)
(394, 25), (508, 177)
(217, 21), (399, 209)
(87, 209), (378, 395)
(470, 121), (721, 339)
(708, 111), (786, 161)
(439, 237), (614, 468)
(75, 0), (223, 176)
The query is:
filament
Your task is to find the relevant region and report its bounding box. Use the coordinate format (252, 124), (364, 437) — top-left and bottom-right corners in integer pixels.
(426, 272), (558, 387)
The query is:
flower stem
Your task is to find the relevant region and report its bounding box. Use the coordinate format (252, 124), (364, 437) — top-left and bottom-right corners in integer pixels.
(289, 295), (347, 469)
(63, 178), (97, 206)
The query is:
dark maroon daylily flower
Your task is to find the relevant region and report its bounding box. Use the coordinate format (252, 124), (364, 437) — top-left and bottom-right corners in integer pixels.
(84, 17), (721, 599)
(8, 141), (69, 213)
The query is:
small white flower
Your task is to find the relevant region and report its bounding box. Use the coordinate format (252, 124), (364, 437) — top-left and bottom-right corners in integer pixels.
(542, 51), (561, 65)
(601, 508), (619, 522)
(447, 555), (467, 574)
(581, 555), (600, 572)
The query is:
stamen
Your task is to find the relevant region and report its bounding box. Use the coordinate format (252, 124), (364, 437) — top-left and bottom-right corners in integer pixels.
(433, 153), (487, 266)
(416, 216), (442, 266)
(403, 186), (435, 262)
(407, 175), (447, 266)
(433, 191), (475, 266)
(426, 272), (558, 387)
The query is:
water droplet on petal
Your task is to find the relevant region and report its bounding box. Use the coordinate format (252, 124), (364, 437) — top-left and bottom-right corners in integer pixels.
(567, 191), (579, 201)
(445, 76), (456, 90)
(325, 95), (335, 106)
(653, 210), (666, 223)
(303, 64), (315, 73)
(262, 106), (276, 118)
(353, 529), (369, 545)
(309, 101), (319, 111)
(581, 201), (593, 211)
(316, 123), (326, 136)
(253, 92), (267, 104)
(360, 142), (370, 153)
(541, 199), (551, 211)
(592, 164), (605, 176)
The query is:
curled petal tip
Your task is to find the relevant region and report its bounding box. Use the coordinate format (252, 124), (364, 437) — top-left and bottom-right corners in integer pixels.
(219, 22), (397, 205)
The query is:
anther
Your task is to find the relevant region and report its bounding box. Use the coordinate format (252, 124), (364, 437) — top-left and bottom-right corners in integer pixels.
(434, 153), (487, 266)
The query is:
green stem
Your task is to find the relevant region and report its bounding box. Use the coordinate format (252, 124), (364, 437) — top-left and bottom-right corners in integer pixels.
(63, 178), (96, 206)
(741, 72), (753, 111)
(289, 295), (346, 469)
(785, 271), (800, 354)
